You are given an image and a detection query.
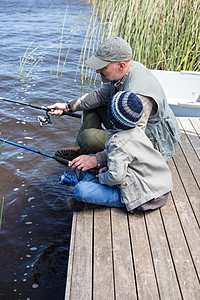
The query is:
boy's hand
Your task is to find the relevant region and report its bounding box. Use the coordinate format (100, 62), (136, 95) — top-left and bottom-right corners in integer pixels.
(96, 166), (108, 177)
(99, 167), (108, 173)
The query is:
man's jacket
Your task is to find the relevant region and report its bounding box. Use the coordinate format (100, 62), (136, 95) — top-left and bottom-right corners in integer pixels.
(69, 61), (181, 160)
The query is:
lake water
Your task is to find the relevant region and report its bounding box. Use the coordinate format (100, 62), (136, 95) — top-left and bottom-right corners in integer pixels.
(0, 0), (96, 299)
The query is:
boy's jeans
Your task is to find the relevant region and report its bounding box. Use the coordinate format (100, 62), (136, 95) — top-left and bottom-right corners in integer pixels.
(74, 171), (125, 208)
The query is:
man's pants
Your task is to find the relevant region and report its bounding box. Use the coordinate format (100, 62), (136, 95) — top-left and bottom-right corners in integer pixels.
(75, 106), (114, 154)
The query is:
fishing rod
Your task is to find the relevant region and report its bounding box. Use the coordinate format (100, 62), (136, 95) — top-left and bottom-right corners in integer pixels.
(0, 137), (78, 186)
(0, 137), (63, 163)
(0, 97), (81, 126)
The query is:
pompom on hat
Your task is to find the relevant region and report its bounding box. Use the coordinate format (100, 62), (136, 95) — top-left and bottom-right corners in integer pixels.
(108, 91), (143, 129)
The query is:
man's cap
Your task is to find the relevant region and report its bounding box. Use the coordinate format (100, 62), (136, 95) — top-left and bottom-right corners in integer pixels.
(86, 37), (132, 70)
(108, 91), (143, 130)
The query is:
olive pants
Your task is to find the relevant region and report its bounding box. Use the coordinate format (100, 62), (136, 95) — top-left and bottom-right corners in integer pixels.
(75, 106), (114, 154)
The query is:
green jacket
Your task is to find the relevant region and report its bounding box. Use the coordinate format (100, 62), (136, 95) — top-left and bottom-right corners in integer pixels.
(70, 61), (181, 160)
(123, 62), (181, 159)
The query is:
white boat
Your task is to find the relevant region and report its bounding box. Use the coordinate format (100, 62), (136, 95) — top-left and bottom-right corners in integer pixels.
(151, 70), (200, 117)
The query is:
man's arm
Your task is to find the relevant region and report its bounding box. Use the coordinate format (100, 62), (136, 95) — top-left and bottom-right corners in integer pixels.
(136, 94), (157, 130)
(69, 82), (112, 111)
(48, 82), (112, 115)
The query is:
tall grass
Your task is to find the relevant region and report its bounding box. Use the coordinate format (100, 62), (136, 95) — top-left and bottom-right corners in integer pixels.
(56, 6), (68, 78)
(76, 0), (199, 84)
(17, 1), (199, 87)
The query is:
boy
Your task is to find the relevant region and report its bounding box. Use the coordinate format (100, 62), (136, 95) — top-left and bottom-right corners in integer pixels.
(67, 91), (173, 213)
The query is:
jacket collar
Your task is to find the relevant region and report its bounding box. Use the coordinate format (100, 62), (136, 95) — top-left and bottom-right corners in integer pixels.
(113, 63), (133, 92)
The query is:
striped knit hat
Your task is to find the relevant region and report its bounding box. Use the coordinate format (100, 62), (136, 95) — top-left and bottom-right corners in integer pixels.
(108, 91), (143, 129)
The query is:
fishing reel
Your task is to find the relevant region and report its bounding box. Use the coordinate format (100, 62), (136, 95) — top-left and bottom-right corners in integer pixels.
(59, 170), (78, 186)
(36, 111), (52, 127)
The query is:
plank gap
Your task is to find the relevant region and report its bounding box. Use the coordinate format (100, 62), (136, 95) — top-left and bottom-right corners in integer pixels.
(143, 213), (162, 300)
(127, 213), (139, 300)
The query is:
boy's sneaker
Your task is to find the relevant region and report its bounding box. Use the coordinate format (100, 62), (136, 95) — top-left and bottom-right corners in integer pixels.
(66, 197), (98, 212)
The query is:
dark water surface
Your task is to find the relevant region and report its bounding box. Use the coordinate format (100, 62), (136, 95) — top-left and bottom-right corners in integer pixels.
(0, 0), (95, 299)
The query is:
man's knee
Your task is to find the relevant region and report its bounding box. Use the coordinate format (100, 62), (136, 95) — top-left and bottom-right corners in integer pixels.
(77, 128), (108, 154)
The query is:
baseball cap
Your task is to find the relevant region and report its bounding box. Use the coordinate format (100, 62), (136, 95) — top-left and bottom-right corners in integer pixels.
(86, 37), (133, 69)
(108, 91), (143, 129)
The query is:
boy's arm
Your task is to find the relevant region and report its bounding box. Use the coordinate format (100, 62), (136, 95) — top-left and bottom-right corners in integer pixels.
(95, 150), (107, 168)
(98, 140), (130, 186)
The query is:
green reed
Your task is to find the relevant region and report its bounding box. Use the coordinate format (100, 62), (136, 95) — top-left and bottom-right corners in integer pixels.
(0, 143), (4, 231)
(0, 197), (4, 231)
(18, 42), (42, 83)
(56, 6), (68, 78)
(76, 0), (199, 85)
(74, 3), (109, 86)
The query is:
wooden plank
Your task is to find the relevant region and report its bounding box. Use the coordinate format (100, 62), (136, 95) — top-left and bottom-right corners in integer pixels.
(65, 210), (93, 300)
(190, 118), (200, 138)
(172, 142), (200, 223)
(179, 117), (200, 159)
(145, 209), (182, 300)
(65, 213), (77, 300)
(93, 208), (115, 300)
(178, 118), (200, 159)
(168, 157), (200, 279)
(111, 208), (137, 300)
(128, 211), (160, 300)
(178, 118), (200, 184)
(161, 191), (200, 299)
(65, 118), (200, 300)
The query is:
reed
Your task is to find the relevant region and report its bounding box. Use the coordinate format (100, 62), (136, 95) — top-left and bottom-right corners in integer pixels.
(78, 0), (199, 84)
(0, 142), (4, 158)
(18, 40), (34, 82)
(0, 143), (4, 231)
(18, 42), (42, 83)
(74, 5), (100, 85)
(0, 198), (4, 231)
(56, 6), (68, 78)
(74, 2), (112, 86)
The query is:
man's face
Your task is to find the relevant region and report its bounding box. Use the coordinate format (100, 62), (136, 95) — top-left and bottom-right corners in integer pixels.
(96, 62), (121, 83)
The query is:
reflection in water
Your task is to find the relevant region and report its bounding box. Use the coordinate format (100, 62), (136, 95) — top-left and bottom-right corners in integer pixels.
(0, 0), (98, 299)
(0, 163), (74, 299)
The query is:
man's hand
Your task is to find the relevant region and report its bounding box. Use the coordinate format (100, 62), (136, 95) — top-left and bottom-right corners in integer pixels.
(69, 155), (98, 172)
(48, 103), (67, 116)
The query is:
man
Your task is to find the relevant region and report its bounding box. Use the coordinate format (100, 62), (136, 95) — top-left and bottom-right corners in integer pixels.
(49, 37), (181, 170)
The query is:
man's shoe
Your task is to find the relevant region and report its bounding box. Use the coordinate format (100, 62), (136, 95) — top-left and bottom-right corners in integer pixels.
(66, 197), (98, 212)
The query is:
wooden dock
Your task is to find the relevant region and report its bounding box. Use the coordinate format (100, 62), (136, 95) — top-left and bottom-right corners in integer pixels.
(65, 117), (200, 300)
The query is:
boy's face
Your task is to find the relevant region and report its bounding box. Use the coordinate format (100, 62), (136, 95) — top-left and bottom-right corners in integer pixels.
(96, 62), (122, 83)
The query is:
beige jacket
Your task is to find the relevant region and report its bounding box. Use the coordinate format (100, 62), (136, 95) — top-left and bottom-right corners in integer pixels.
(98, 126), (173, 211)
